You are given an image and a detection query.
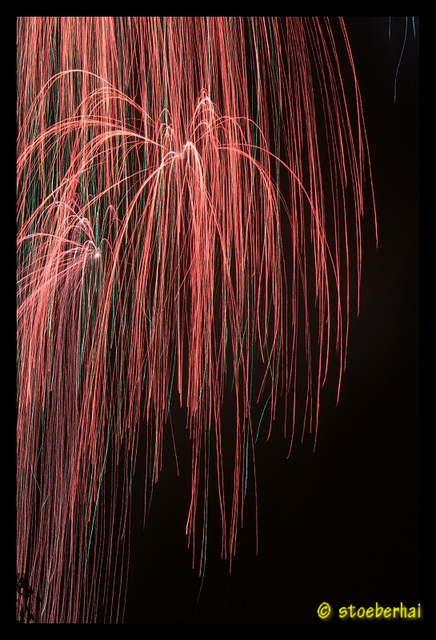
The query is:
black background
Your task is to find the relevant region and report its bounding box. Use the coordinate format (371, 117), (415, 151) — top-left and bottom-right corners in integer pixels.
(118, 17), (420, 625)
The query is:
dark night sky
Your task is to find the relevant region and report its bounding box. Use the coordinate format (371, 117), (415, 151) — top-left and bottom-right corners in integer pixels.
(118, 17), (420, 625)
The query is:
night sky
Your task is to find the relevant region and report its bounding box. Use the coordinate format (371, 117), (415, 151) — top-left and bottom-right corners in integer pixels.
(120, 17), (420, 625)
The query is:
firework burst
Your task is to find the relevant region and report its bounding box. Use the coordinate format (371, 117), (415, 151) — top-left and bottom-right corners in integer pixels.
(16, 17), (376, 623)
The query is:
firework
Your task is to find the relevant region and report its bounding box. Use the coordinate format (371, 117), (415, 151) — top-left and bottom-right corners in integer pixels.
(16, 17), (376, 623)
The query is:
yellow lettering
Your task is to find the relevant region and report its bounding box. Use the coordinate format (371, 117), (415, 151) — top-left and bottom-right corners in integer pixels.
(337, 602), (423, 621)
